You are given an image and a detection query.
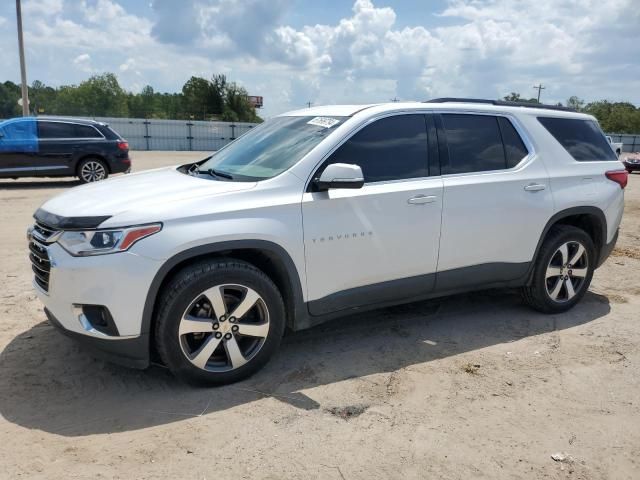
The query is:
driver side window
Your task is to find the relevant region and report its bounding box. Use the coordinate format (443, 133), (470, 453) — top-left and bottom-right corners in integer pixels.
(325, 114), (429, 183)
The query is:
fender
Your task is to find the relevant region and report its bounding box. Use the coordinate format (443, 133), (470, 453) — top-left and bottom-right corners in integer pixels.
(139, 239), (308, 339)
(524, 206), (608, 282)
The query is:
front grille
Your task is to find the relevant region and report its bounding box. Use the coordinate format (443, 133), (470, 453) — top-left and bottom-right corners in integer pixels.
(28, 222), (59, 293)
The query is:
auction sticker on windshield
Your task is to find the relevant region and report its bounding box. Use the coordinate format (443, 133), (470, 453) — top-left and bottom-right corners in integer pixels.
(307, 117), (341, 128)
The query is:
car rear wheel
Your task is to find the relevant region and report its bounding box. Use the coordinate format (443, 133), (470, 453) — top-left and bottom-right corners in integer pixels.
(154, 258), (285, 385)
(78, 158), (108, 183)
(522, 225), (595, 313)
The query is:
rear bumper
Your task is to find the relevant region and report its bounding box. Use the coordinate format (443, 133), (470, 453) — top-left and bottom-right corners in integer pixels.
(45, 308), (150, 369)
(597, 228), (618, 268)
(110, 157), (131, 174)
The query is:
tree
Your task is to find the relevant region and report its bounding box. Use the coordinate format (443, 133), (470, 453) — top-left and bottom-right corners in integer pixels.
(502, 92), (538, 103)
(182, 76), (214, 119)
(565, 96), (585, 112)
(583, 100), (640, 133)
(0, 81), (21, 118)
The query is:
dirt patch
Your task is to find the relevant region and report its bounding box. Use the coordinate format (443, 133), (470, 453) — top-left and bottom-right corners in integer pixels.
(611, 246), (640, 260)
(462, 362), (482, 375)
(325, 404), (370, 420)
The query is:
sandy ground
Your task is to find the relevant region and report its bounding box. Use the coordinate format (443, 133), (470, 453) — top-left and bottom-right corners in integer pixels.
(0, 151), (639, 480)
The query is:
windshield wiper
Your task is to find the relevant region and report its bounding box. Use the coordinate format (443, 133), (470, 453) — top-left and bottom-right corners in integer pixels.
(200, 168), (234, 180)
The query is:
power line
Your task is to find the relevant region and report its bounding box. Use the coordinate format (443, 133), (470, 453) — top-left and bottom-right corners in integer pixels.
(533, 83), (546, 103)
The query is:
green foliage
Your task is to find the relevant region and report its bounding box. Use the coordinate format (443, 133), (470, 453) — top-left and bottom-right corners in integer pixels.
(582, 100), (640, 134)
(502, 92), (538, 103)
(1, 72), (262, 123)
(501, 93), (640, 133)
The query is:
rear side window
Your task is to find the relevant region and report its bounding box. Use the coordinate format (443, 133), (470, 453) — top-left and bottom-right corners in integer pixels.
(498, 117), (529, 168)
(326, 114), (428, 183)
(538, 117), (617, 161)
(74, 124), (103, 138)
(38, 121), (76, 139)
(441, 114), (505, 174)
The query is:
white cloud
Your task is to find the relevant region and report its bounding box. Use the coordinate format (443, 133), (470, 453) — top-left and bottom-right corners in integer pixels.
(72, 53), (93, 73)
(0, 0), (637, 116)
(22, 0), (63, 16)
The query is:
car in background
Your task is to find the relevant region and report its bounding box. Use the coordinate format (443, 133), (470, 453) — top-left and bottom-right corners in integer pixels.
(623, 151), (640, 173)
(606, 135), (623, 157)
(0, 117), (131, 183)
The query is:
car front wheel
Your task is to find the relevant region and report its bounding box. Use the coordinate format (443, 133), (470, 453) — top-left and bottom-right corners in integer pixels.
(154, 259), (286, 385)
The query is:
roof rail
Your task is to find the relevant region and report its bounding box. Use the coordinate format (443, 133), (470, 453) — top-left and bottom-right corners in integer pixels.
(424, 97), (576, 112)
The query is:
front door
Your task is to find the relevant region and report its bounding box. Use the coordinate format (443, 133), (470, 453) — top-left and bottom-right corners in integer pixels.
(0, 119), (38, 177)
(302, 113), (443, 315)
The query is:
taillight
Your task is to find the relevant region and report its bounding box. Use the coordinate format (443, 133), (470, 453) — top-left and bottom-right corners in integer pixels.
(605, 170), (628, 189)
(117, 140), (129, 151)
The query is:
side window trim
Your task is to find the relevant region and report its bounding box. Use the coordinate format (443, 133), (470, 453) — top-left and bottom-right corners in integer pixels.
(305, 112), (433, 192)
(435, 111), (534, 177)
(425, 113), (441, 177)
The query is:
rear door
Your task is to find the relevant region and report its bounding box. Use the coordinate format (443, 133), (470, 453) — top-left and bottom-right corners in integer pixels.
(435, 112), (553, 289)
(0, 119), (38, 176)
(301, 113), (443, 315)
(36, 120), (84, 174)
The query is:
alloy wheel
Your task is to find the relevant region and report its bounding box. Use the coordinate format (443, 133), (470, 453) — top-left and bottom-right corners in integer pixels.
(545, 241), (589, 303)
(80, 160), (107, 182)
(178, 284), (270, 372)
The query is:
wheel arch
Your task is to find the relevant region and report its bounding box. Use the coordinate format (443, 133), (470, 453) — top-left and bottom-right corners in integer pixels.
(141, 240), (307, 353)
(528, 206), (607, 282)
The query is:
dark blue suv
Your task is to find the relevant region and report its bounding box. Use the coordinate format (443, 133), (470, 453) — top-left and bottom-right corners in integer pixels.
(0, 117), (131, 183)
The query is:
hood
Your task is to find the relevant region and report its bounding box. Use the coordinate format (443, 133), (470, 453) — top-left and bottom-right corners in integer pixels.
(38, 166), (257, 223)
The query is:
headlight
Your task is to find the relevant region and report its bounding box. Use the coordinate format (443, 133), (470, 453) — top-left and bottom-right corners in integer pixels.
(57, 224), (161, 256)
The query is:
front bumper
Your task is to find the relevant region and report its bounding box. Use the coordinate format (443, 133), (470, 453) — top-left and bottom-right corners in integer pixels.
(623, 160), (640, 171)
(33, 243), (165, 368)
(45, 308), (150, 368)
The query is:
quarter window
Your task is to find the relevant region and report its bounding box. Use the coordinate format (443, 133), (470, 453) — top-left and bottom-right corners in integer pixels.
(74, 124), (102, 138)
(325, 114), (428, 183)
(537, 117), (617, 161)
(498, 117), (529, 168)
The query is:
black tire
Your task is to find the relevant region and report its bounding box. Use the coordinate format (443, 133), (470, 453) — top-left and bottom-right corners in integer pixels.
(522, 225), (595, 314)
(77, 157), (109, 183)
(154, 258), (285, 386)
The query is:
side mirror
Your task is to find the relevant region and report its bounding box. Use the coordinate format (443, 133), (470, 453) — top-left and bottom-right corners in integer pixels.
(314, 163), (364, 191)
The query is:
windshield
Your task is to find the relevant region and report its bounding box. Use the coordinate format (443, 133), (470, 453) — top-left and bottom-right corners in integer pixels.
(197, 115), (346, 181)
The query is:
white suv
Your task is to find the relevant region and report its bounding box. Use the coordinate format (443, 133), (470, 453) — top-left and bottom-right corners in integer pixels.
(28, 99), (627, 385)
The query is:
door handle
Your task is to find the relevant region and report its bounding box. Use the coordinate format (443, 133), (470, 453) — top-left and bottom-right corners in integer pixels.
(408, 195), (437, 205)
(524, 183), (546, 192)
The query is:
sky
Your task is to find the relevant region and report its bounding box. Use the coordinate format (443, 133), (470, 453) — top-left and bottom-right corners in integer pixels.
(0, 0), (638, 117)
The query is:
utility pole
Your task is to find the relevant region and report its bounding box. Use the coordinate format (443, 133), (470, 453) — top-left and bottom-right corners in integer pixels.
(533, 83), (545, 103)
(306, 101), (313, 108)
(390, 97), (399, 102)
(16, 0), (29, 116)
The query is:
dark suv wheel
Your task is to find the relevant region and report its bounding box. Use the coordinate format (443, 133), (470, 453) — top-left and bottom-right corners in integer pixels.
(78, 157), (109, 183)
(522, 225), (595, 313)
(154, 258), (286, 385)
